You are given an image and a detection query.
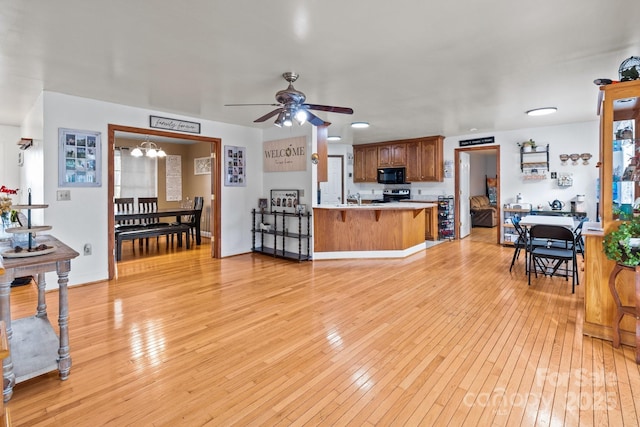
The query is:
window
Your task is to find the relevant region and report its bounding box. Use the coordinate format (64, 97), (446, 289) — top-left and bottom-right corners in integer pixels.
(114, 148), (158, 199)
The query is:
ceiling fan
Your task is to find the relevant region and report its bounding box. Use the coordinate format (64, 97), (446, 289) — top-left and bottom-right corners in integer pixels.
(225, 72), (353, 127)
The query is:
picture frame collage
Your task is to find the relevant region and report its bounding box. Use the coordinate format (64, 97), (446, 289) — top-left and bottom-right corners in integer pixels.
(225, 145), (246, 187)
(58, 128), (101, 187)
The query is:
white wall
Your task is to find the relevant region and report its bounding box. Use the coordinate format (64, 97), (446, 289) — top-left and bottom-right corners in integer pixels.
(345, 121), (600, 216)
(21, 91), (262, 289)
(447, 121), (600, 219)
(0, 124), (22, 192)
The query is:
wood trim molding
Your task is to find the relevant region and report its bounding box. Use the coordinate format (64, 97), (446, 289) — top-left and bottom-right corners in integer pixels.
(107, 124), (222, 279)
(317, 125), (328, 182)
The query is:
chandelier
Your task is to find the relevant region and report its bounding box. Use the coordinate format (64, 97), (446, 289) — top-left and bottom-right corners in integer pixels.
(131, 137), (166, 158)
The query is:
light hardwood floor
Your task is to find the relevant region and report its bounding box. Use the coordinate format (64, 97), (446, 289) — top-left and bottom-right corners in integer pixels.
(4, 233), (640, 426)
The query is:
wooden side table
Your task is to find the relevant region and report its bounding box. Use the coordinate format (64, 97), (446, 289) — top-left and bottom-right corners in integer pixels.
(608, 263), (640, 364)
(0, 235), (79, 402)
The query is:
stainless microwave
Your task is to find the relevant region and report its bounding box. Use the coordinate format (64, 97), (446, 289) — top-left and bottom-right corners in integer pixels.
(377, 167), (406, 184)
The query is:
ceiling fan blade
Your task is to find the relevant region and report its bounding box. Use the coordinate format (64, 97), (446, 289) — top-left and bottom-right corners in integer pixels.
(224, 103), (281, 107)
(254, 108), (283, 123)
(306, 111), (331, 126)
(303, 104), (353, 115)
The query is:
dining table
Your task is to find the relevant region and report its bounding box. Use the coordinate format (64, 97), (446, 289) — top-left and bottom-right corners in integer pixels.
(115, 207), (201, 245)
(518, 214), (577, 230)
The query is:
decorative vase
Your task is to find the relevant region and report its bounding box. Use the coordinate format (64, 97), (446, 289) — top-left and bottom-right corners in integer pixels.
(523, 145), (532, 153)
(0, 214), (10, 241)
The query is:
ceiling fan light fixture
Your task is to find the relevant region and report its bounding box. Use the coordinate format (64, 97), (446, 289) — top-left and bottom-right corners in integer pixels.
(274, 111), (286, 127)
(526, 107), (557, 116)
(351, 122), (369, 129)
(282, 110), (293, 127)
(294, 109), (307, 125)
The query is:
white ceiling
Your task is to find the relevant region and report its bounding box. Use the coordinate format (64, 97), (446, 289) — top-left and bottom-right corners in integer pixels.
(1, 1), (639, 144)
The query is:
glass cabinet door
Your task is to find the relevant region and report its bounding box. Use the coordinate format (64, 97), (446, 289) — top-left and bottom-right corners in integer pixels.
(611, 99), (638, 219)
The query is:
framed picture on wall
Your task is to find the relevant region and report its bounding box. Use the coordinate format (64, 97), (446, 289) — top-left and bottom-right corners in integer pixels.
(194, 157), (211, 175)
(225, 145), (246, 187)
(58, 128), (102, 187)
(270, 189), (299, 214)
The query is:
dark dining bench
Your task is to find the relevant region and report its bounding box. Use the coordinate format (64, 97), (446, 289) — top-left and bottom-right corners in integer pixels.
(115, 223), (190, 261)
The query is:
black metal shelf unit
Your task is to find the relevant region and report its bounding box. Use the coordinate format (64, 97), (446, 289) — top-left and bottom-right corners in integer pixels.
(251, 209), (312, 261)
(520, 144), (550, 172)
(438, 196), (455, 240)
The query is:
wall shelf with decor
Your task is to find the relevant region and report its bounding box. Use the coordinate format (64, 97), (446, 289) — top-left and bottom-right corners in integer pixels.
(520, 144), (549, 174)
(251, 209), (311, 261)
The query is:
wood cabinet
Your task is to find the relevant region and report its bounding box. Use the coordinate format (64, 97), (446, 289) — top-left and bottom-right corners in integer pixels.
(354, 135), (444, 183)
(378, 144), (406, 166)
(354, 146), (378, 182)
(405, 141), (421, 182)
(418, 136), (444, 181)
(583, 79), (640, 347)
(422, 205), (439, 240)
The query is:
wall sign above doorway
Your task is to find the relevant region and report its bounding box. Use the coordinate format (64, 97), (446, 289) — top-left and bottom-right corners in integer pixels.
(149, 115), (201, 134)
(459, 136), (495, 147)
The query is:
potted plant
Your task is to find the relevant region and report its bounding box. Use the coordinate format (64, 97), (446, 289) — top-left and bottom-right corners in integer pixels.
(603, 216), (640, 266)
(519, 139), (536, 152)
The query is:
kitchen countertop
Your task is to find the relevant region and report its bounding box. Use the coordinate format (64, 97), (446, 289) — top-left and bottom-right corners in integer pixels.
(315, 202), (435, 210)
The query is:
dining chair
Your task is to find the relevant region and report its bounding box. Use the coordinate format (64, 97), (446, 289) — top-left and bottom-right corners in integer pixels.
(114, 197), (138, 252)
(543, 216), (588, 256)
(115, 197), (135, 225)
(137, 197), (168, 248)
(185, 196), (204, 243)
(573, 217), (588, 256)
(527, 224), (579, 293)
(509, 216), (528, 273)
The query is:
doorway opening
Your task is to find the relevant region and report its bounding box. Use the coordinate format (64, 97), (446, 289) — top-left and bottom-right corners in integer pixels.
(107, 124), (222, 279)
(455, 145), (501, 244)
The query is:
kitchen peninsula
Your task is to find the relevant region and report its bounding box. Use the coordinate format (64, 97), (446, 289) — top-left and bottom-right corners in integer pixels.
(313, 203), (434, 259)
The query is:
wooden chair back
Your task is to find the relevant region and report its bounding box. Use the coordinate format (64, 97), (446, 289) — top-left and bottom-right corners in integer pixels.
(138, 197), (159, 225)
(185, 196), (204, 240)
(115, 198), (136, 226)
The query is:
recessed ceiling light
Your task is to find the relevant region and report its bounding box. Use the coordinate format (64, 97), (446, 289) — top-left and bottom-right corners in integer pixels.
(351, 122), (369, 129)
(469, 127), (478, 132)
(526, 107), (557, 116)
(327, 135), (341, 141)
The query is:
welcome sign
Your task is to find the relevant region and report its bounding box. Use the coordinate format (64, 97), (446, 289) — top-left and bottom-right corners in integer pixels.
(263, 137), (307, 172)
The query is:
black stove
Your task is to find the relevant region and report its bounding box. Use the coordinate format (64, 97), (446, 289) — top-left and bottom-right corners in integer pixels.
(382, 189), (411, 203)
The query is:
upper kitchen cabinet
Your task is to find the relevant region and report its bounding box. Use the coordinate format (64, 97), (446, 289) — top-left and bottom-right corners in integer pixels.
(354, 135), (443, 182)
(354, 145), (378, 182)
(378, 144), (406, 167)
(406, 136), (444, 182)
(419, 136), (444, 181)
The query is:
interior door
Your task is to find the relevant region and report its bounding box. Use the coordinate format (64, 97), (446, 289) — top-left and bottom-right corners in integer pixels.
(459, 151), (471, 238)
(319, 155), (344, 204)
